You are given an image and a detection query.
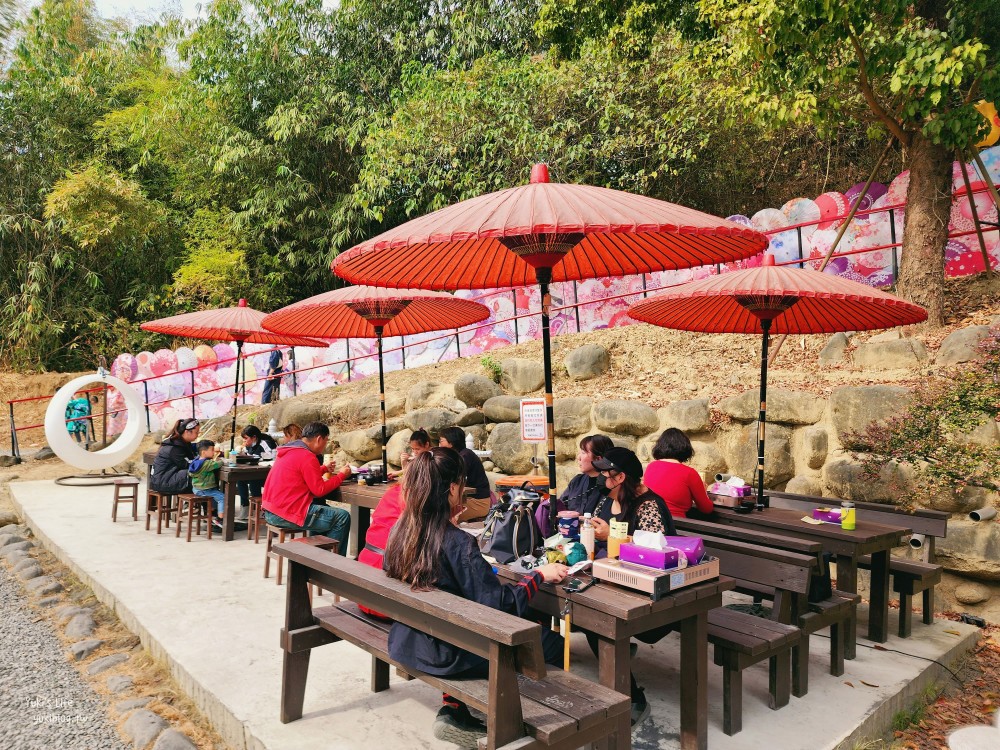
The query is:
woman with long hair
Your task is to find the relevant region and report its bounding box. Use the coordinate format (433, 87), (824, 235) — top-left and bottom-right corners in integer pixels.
(384, 448), (568, 747)
(643, 428), (714, 519)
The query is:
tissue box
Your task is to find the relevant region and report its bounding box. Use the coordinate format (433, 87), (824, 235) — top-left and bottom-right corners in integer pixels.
(709, 482), (753, 498)
(812, 507), (842, 524)
(663, 536), (704, 565)
(619, 543), (681, 570)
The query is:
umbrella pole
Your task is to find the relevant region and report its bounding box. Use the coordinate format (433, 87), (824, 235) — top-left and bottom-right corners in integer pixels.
(230, 340), (243, 453)
(376, 327), (388, 478)
(537, 268), (559, 530)
(756, 320), (771, 509)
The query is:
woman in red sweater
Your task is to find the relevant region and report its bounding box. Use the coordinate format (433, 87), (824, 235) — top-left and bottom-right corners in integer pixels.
(642, 428), (714, 519)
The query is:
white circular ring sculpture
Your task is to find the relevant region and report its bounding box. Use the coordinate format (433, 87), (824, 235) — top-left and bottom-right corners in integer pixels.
(44, 374), (147, 470)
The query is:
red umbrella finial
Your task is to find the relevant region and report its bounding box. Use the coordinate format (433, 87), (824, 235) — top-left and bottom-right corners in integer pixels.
(238, 299), (248, 307)
(762, 254), (775, 267)
(530, 163), (550, 184)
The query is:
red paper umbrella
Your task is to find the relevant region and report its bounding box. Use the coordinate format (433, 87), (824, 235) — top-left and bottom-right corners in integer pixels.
(142, 300), (328, 450)
(333, 164), (766, 516)
(629, 255), (927, 504)
(263, 287), (489, 474)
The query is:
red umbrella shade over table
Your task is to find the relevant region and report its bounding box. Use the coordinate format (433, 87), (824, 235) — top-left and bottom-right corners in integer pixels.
(332, 163), (768, 509)
(141, 299), (328, 449)
(262, 286), (490, 474)
(629, 255), (927, 504)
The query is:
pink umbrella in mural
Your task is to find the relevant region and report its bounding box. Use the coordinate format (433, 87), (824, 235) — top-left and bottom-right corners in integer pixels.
(141, 300), (328, 450)
(263, 286), (489, 475)
(333, 162), (768, 528)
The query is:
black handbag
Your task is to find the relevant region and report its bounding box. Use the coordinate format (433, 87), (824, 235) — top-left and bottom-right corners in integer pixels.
(479, 485), (542, 564)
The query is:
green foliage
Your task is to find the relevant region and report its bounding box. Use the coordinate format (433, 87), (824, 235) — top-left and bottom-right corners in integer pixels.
(850, 330), (1000, 496)
(480, 354), (503, 383)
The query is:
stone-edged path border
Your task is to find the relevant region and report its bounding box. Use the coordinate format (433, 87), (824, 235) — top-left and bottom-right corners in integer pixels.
(0, 520), (224, 750)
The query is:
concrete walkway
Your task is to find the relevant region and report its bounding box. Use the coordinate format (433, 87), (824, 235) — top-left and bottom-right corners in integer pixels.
(10, 479), (979, 750)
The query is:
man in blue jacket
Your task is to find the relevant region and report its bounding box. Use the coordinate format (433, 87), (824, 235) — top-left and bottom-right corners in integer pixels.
(261, 349), (283, 404)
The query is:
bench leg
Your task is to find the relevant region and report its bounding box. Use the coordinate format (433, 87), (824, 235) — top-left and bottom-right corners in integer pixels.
(792, 633), (809, 698)
(922, 587), (934, 626)
(281, 562), (314, 723)
(680, 612), (709, 750)
(721, 664), (742, 736)
(836, 558), (858, 660)
(487, 643), (525, 750)
(768, 651), (790, 710)
(898, 591), (913, 638)
(372, 656), (390, 692)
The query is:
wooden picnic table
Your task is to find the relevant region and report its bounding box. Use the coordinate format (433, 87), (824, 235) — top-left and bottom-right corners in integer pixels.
(496, 564), (733, 750)
(710, 506), (909, 650)
(142, 451), (271, 542)
(335, 479), (391, 557)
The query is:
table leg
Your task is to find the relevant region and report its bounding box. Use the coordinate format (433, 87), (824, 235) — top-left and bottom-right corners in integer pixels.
(867, 550), (891, 643)
(350, 506), (371, 559)
(680, 613), (708, 750)
(836, 557), (858, 659)
(596, 635), (631, 750)
(223, 478), (236, 542)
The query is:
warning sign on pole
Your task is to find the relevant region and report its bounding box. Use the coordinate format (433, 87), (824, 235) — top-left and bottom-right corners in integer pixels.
(520, 398), (547, 443)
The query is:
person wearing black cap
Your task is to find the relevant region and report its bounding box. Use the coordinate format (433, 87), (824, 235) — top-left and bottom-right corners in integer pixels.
(588, 446), (676, 727)
(590, 446), (675, 556)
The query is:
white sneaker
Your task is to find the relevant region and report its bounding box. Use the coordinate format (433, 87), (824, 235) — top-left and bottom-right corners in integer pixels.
(235, 505), (249, 522)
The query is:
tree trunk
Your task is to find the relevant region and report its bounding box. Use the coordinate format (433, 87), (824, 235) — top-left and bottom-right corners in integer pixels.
(897, 131), (952, 327)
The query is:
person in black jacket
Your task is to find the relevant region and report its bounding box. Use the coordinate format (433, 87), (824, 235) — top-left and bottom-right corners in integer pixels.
(535, 434), (615, 536)
(235, 425), (278, 520)
(150, 419), (200, 494)
(437, 426), (492, 521)
(384, 448), (568, 748)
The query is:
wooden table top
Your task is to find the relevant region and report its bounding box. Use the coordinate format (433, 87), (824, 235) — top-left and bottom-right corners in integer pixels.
(713, 506), (908, 554)
(495, 564), (732, 621)
(337, 480), (397, 509)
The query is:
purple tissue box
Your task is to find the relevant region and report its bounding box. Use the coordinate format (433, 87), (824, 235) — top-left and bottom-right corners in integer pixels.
(663, 536), (704, 565)
(812, 507), (842, 524)
(619, 543), (681, 570)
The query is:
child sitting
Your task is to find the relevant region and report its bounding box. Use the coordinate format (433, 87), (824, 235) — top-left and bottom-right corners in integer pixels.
(189, 440), (225, 529)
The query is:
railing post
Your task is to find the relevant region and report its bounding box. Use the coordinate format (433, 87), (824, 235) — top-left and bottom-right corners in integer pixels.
(401, 336), (406, 370)
(796, 226), (804, 269)
(8, 402), (21, 463)
(573, 281), (582, 332)
(190, 370), (196, 419)
(345, 340), (352, 382)
(143, 381), (151, 433)
(640, 274), (648, 299)
(290, 348), (297, 396)
(889, 209), (899, 288)
(455, 330), (461, 359)
(512, 290), (519, 344)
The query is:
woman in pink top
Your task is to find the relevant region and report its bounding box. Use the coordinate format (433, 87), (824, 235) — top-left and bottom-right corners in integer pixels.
(642, 428), (714, 519)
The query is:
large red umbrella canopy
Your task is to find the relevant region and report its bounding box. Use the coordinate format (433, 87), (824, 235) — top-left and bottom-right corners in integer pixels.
(629, 255), (927, 506)
(331, 164), (767, 513)
(141, 299), (327, 451)
(141, 299), (327, 347)
(261, 286), (490, 339)
(628, 256), (929, 333)
(263, 286), (489, 475)
(332, 164), (767, 289)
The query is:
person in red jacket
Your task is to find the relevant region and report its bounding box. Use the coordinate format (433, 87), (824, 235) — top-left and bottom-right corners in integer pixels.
(642, 428), (714, 519)
(262, 421), (351, 554)
(356, 481), (405, 617)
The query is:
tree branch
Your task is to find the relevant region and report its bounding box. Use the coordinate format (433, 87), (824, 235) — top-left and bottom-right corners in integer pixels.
(846, 25), (910, 146)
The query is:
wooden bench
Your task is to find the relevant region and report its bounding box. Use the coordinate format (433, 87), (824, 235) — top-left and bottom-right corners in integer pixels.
(274, 542), (630, 750)
(687, 535), (809, 735)
(678, 522), (858, 694)
(767, 491), (947, 634)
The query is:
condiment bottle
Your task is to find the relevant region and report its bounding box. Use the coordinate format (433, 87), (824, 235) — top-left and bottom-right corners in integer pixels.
(841, 501), (856, 530)
(580, 513), (596, 561)
(228, 450), (238, 467)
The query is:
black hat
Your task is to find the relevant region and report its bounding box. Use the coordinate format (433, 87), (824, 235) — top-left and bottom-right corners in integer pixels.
(592, 447), (643, 482)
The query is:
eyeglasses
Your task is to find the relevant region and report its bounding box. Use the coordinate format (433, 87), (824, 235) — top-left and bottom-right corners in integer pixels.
(183, 420), (200, 431)
(600, 469), (621, 479)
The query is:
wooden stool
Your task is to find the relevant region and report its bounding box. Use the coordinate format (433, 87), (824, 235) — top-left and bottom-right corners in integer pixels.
(145, 490), (177, 534)
(288, 535), (340, 602)
(112, 477), (140, 522)
(264, 524), (307, 585)
(247, 496), (265, 543)
(175, 494), (213, 542)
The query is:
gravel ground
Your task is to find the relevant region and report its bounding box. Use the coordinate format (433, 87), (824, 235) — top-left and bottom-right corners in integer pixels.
(0, 566), (126, 750)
